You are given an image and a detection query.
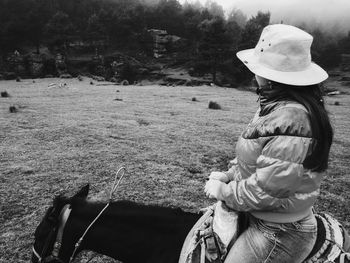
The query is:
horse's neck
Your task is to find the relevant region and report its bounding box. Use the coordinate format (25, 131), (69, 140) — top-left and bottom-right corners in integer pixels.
(60, 200), (200, 263)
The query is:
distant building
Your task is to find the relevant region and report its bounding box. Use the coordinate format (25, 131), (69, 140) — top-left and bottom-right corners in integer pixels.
(148, 29), (169, 58)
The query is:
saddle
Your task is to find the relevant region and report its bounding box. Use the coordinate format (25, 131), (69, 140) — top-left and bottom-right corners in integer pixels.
(179, 206), (350, 263)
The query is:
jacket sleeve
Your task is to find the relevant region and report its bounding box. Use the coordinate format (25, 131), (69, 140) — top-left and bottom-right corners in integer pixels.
(224, 158), (242, 182)
(221, 135), (314, 211)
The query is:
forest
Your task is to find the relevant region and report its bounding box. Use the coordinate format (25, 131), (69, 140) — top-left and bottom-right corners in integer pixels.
(0, 0), (349, 85)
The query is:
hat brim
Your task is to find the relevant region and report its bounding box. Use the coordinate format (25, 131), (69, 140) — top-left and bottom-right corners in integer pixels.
(237, 49), (328, 86)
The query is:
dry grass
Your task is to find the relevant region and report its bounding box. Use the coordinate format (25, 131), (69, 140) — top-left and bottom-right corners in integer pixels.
(0, 77), (349, 262)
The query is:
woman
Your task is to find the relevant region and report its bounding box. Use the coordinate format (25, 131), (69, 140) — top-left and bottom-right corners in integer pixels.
(204, 24), (333, 262)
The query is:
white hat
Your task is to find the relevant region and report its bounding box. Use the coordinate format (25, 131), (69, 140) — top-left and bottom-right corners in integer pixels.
(237, 24), (328, 86)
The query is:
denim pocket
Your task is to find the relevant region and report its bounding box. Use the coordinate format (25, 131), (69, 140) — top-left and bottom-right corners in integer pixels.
(279, 221), (317, 232)
(256, 219), (281, 240)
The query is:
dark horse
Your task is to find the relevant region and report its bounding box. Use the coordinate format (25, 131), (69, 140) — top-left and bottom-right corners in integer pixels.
(32, 185), (201, 263)
(32, 185), (350, 263)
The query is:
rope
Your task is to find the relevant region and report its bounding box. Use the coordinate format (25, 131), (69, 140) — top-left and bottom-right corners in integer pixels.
(109, 167), (126, 201)
(69, 166), (126, 263)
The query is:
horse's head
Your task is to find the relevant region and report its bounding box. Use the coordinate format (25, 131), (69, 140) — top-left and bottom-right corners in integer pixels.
(31, 184), (89, 263)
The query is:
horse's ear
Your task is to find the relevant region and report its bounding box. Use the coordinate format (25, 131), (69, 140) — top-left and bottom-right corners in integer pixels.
(73, 184), (90, 199)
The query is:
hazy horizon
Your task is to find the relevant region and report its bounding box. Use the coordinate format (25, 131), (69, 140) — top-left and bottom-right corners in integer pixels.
(181, 0), (350, 36)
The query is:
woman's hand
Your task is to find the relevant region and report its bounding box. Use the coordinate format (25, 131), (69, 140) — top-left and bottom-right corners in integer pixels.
(204, 179), (228, 200)
(209, 171), (229, 183)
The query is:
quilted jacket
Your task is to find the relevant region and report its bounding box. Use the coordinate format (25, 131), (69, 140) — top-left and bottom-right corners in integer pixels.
(222, 100), (324, 223)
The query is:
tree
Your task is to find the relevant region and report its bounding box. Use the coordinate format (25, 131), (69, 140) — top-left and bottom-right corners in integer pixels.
(198, 17), (234, 84)
(227, 8), (247, 29)
(204, 0), (224, 18)
(153, 0), (183, 35)
(311, 29), (341, 69)
(182, 4), (203, 43)
(45, 11), (74, 51)
(86, 14), (105, 40)
(240, 11), (270, 50)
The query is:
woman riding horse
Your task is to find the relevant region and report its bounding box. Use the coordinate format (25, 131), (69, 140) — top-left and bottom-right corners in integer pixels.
(205, 24), (333, 262)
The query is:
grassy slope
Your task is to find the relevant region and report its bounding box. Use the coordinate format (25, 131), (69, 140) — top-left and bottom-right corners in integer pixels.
(0, 77), (349, 262)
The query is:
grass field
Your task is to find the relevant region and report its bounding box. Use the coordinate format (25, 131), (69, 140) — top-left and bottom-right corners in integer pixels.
(0, 77), (349, 262)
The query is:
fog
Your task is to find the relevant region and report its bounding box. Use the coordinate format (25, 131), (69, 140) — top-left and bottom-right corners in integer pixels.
(183, 0), (350, 36)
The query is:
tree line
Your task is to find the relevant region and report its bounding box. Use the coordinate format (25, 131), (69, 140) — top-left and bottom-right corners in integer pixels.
(0, 0), (349, 84)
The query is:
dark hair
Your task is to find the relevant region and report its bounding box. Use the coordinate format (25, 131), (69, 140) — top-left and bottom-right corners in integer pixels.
(271, 82), (333, 172)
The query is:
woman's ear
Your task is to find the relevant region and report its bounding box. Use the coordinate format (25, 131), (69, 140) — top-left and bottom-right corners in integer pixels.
(255, 75), (268, 87)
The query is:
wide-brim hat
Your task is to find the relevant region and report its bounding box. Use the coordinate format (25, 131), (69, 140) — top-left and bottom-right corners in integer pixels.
(237, 24), (328, 86)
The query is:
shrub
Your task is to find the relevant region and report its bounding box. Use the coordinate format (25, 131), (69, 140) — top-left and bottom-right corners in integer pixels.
(60, 73), (72, 79)
(9, 106), (17, 113)
(3, 72), (16, 80)
(1, 91), (9, 97)
(121, 80), (129, 86)
(137, 119), (150, 126)
(192, 97), (197, 101)
(334, 101), (340, 106)
(208, 101), (221, 110)
(119, 63), (137, 83)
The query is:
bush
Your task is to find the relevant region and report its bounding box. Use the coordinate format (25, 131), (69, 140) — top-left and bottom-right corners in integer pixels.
(1, 91), (9, 97)
(60, 73), (72, 79)
(92, 75), (105, 81)
(4, 72), (16, 80)
(121, 79), (129, 86)
(137, 119), (150, 126)
(208, 101), (221, 110)
(192, 97), (197, 101)
(120, 63), (137, 83)
(9, 106), (18, 113)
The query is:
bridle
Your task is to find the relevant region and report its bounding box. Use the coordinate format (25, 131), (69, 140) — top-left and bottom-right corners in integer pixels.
(32, 167), (126, 263)
(32, 204), (72, 263)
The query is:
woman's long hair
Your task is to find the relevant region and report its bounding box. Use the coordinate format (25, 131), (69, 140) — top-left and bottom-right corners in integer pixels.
(259, 82), (333, 172)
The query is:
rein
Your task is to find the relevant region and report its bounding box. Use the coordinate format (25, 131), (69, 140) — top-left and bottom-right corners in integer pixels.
(33, 167), (126, 263)
(69, 166), (126, 262)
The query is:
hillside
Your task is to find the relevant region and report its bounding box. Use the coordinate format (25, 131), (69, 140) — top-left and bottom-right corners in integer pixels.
(0, 76), (349, 262)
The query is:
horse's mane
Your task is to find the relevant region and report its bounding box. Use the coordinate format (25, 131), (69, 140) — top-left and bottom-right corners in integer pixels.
(68, 198), (200, 227)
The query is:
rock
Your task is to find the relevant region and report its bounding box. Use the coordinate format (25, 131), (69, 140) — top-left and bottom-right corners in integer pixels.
(9, 106), (18, 113)
(110, 77), (118, 83)
(121, 79), (129, 86)
(60, 73), (72, 79)
(92, 75), (105, 81)
(1, 91), (10, 97)
(4, 72), (17, 80)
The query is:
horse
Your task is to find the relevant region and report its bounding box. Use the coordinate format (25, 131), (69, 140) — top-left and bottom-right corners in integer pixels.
(31, 184), (201, 263)
(32, 185), (350, 263)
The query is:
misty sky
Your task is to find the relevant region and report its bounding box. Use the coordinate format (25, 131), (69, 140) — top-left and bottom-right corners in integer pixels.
(182, 0), (350, 35)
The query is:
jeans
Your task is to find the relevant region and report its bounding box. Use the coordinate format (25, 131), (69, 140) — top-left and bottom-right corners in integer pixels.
(224, 214), (317, 263)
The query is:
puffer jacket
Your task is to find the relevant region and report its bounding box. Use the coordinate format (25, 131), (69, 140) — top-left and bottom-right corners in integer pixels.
(222, 100), (324, 223)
